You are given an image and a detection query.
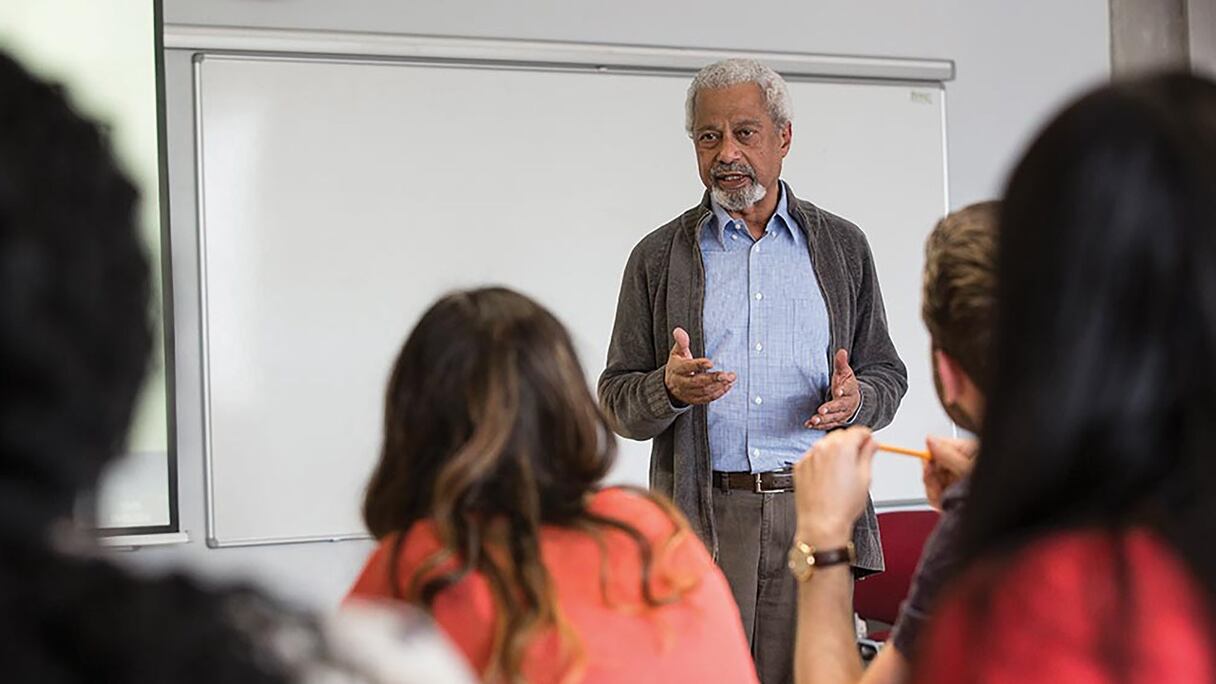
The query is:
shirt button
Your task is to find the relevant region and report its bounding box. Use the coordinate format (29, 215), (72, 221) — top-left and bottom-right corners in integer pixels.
(731, 234), (738, 241)
(755, 342), (763, 352)
(752, 448), (760, 458)
(754, 395), (763, 405)
(754, 292), (763, 301)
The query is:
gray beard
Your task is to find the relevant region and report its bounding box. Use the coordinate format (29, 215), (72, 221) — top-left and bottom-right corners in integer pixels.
(711, 181), (768, 212)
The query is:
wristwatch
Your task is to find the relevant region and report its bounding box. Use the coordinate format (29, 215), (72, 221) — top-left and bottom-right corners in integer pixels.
(787, 540), (856, 582)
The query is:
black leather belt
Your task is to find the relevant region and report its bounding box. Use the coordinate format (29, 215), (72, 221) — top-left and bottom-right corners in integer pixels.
(713, 469), (795, 493)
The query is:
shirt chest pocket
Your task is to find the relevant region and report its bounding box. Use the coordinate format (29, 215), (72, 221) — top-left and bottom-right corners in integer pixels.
(700, 252), (750, 332)
(791, 298), (831, 388)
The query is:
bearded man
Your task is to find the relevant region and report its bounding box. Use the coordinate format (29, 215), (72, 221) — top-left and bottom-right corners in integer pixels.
(598, 58), (908, 684)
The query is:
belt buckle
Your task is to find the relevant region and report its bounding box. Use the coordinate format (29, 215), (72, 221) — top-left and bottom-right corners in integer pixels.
(753, 472), (789, 494)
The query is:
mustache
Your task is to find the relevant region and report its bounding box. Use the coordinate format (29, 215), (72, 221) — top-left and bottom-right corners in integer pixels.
(710, 162), (756, 181)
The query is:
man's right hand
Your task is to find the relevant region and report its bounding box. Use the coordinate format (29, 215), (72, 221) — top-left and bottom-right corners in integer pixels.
(664, 327), (735, 405)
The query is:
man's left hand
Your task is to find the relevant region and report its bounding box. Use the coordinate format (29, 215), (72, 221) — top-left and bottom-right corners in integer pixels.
(806, 349), (860, 430)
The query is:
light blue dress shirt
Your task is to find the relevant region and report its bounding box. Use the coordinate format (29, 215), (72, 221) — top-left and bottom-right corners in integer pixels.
(699, 182), (832, 473)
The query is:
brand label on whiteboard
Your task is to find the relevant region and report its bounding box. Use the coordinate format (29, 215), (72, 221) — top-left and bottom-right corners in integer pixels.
(910, 90), (934, 105)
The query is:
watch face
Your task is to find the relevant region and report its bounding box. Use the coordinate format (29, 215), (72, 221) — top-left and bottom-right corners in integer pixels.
(788, 545), (813, 581)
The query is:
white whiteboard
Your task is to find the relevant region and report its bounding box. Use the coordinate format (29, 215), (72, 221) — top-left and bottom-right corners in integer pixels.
(195, 55), (948, 546)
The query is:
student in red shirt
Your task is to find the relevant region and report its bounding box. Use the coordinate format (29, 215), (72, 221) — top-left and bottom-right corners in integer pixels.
(347, 288), (757, 684)
(912, 71), (1216, 684)
(795, 72), (1216, 683)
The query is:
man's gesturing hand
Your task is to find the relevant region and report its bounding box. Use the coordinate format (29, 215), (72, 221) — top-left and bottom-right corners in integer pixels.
(663, 327), (735, 406)
(807, 349), (861, 430)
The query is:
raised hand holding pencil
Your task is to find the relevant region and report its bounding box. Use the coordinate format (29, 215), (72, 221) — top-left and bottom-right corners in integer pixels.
(922, 436), (978, 511)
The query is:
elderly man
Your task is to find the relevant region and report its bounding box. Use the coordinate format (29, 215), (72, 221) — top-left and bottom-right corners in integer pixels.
(599, 58), (907, 684)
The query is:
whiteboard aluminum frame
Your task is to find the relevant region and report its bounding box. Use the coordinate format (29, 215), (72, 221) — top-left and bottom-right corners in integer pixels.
(169, 25), (954, 83)
(192, 57), (224, 548)
(193, 46), (952, 547)
(101, 531), (191, 549)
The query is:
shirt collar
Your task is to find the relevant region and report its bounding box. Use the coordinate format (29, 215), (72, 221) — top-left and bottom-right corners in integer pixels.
(772, 182), (797, 240)
(709, 181), (796, 248)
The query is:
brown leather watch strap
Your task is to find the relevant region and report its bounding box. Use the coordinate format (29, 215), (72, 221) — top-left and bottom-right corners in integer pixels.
(811, 543), (856, 568)
(788, 540), (856, 582)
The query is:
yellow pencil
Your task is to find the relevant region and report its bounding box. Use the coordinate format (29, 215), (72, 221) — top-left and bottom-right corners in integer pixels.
(877, 443), (932, 462)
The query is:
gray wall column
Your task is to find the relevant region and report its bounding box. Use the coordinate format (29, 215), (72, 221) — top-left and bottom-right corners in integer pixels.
(1110, 0), (1190, 76)
(1190, 0), (1216, 75)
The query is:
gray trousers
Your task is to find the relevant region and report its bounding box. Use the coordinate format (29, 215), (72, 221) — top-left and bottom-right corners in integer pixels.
(713, 487), (854, 684)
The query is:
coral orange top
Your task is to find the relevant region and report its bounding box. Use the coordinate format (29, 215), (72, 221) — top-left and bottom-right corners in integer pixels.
(347, 488), (758, 683)
(915, 529), (1214, 683)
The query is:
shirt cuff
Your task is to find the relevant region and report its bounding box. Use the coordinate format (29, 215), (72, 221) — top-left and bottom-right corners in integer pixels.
(844, 393), (863, 425)
(666, 395), (692, 414)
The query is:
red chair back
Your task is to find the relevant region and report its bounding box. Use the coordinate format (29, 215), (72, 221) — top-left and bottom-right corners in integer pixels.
(854, 508), (941, 626)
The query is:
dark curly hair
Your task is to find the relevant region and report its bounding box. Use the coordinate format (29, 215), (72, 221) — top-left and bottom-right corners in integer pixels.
(0, 54), (150, 529)
(0, 51), (334, 683)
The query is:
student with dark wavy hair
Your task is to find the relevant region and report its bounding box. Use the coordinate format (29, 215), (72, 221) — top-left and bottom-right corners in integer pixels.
(0, 51), (469, 683)
(797, 72), (1216, 683)
(347, 287), (758, 683)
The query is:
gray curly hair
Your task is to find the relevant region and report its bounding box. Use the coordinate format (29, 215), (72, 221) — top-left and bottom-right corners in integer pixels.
(685, 58), (792, 136)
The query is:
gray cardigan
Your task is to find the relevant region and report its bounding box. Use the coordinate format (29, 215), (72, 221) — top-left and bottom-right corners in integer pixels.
(598, 188), (908, 575)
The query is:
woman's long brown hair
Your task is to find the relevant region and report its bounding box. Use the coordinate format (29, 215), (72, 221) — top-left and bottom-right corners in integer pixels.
(362, 288), (697, 683)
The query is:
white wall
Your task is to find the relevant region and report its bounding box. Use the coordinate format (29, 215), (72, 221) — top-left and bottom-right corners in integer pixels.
(165, 0), (1111, 207)
(121, 0), (1111, 611)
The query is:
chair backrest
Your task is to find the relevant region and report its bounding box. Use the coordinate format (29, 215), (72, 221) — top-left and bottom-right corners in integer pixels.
(854, 508), (941, 626)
